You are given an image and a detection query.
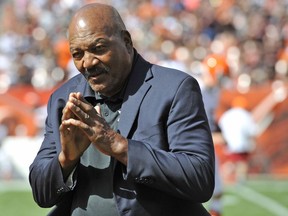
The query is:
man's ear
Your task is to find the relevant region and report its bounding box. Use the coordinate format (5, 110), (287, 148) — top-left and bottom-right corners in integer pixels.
(122, 30), (133, 53)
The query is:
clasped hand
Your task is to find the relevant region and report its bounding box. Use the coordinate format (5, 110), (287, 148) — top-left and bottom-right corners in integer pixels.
(58, 92), (127, 175)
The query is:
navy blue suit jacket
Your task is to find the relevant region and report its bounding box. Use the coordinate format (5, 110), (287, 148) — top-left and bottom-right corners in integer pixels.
(29, 53), (215, 215)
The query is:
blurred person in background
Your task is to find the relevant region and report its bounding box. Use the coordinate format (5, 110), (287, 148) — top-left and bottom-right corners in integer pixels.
(200, 53), (232, 216)
(218, 96), (257, 184)
(218, 81), (287, 184)
(29, 3), (215, 216)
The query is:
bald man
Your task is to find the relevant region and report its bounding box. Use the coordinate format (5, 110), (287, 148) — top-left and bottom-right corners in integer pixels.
(29, 3), (215, 216)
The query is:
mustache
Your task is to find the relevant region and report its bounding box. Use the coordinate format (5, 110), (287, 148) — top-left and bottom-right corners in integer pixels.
(84, 65), (110, 79)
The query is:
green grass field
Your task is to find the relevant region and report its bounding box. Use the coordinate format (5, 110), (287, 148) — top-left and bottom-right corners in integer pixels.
(0, 178), (287, 216)
(0, 180), (51, 216)
(219, 178), (288, 216)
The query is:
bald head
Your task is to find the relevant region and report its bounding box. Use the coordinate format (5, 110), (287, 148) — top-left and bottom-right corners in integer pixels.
(67, 3), (134, 97)
(69, 3), (126, 39)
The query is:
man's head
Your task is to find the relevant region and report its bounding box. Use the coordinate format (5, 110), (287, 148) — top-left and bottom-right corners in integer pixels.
(68, 3), (134, 97)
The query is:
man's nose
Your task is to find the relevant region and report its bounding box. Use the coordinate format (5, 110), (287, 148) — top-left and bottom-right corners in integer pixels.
(83, 52), (99, 68)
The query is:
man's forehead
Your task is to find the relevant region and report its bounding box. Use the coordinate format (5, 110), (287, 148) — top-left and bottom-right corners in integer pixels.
(71, 4), (113, 26)
(77, 18), (87, 29)
(69, 12), (112, 34)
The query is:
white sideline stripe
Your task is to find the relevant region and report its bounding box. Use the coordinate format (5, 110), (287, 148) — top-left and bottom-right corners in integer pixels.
(232, 184), (288, 216)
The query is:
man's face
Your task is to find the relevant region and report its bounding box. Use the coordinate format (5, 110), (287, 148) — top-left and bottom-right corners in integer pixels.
(69, 18), (133, 97)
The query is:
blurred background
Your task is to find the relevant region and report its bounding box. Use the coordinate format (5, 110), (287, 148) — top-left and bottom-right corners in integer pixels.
(0, 0), (287, 215)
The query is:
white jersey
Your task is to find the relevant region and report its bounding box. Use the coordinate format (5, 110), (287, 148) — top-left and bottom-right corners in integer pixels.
(219, 108), (257, 153)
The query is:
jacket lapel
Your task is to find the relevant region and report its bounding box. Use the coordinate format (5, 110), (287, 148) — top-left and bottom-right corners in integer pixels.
(117, 55), (152, 138)
(67, 74), (97, 104)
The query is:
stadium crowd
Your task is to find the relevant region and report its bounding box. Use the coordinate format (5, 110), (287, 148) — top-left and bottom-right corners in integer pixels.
(0, 0), (288, 92)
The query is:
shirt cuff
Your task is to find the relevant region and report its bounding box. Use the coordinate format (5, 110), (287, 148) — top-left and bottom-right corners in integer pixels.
(65, 166), (77, 190)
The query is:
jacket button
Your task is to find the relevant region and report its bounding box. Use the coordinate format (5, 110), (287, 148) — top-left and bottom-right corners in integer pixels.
(143, 177), (154, 184)
(56, 187), (64, 194)
(134, 177), (154, 184)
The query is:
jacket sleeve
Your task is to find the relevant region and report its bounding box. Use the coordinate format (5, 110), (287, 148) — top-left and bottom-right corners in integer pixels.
(29, 94), (73, 208)
(126, 76), (215, 203)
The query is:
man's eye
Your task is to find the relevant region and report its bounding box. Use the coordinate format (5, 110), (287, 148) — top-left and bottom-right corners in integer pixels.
(91, 45), (106, 54)
(72, 52), (83, 59)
